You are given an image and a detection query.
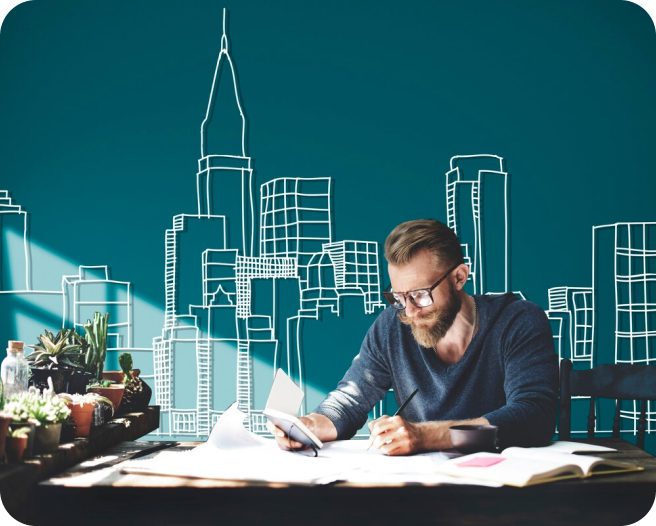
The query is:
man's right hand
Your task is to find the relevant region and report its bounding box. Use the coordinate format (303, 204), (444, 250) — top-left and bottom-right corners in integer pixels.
(269, 413), (338, 451)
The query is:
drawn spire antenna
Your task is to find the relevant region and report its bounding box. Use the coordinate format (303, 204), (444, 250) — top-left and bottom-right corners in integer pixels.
(221, 7), (228, 53)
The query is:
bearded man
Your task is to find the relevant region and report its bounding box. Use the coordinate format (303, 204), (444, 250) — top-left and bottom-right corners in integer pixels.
(272, 219), (558, 455)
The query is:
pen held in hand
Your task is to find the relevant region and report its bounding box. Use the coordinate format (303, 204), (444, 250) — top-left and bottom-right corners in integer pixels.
(366, 388), (419, 450)
(394, 388), (419, 416)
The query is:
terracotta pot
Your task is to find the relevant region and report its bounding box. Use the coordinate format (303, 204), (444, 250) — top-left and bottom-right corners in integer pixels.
(5, 435), (28, 463)
(0, 415), (11, 463)
(87, 385), (125, 412)
(102, 369), (140, 383)
(34, 422), (62, 454)
(9, 421), (35, 458)
(68, 402), (95, 437)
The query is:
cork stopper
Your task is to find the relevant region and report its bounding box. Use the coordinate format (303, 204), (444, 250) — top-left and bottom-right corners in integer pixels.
(7, 340), (24, 353)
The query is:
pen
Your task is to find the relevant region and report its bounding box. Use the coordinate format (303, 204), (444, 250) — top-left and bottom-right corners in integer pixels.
(367, 388), (419, 450)
(394, 388), (419, 416)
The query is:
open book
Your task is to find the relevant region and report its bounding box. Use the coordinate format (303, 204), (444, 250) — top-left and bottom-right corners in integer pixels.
(436, 446), (643, 487)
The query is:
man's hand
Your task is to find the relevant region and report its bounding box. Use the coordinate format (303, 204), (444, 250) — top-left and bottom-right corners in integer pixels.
(368, 416), (491, 455)
(367, 415), (424, 455)
(269, 413), (337, 451)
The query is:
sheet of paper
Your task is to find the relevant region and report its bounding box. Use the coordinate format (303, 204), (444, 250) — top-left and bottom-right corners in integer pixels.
(202, 402), (269, 450)
(265, 369), (304, 415)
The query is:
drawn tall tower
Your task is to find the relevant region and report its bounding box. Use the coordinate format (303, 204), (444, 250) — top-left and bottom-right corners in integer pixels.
(197, 10), (254, 257)
(0, 190), (30, 291)
(445, 155), (508, 294)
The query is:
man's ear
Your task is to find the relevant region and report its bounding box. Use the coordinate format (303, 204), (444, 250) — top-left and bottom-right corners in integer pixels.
(453, 264), (469, 290)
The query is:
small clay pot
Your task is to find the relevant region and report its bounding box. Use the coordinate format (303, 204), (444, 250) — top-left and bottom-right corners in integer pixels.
(87, 385), (125, 412)
(9, 422), (36, 458)
(68, 402), (95, 437)
(5, 435), (28, 463)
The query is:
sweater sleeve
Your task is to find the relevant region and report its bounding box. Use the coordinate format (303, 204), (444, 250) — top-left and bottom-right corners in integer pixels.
(483, 302), (559, 448)
(313, 313), (393, 439)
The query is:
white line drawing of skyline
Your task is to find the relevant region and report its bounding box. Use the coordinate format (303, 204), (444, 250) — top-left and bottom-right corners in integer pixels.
(1, 8), (653, 446)
(445, 154), (509, 295)
(150, 8), (384, 438)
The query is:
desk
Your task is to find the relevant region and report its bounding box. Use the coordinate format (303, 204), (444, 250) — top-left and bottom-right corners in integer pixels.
(35, 438), (656, 526)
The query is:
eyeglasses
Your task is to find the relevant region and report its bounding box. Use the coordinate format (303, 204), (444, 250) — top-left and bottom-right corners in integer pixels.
(383, 263), (460, 310)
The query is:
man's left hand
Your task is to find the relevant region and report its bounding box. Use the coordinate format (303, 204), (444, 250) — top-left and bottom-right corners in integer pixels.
(367, 415), (424, 456)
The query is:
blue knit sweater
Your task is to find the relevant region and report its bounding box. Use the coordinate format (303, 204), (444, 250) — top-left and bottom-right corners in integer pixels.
(315, 293), (558, 448)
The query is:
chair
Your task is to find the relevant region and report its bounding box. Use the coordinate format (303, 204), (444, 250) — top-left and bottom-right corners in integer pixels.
(559, 358), (656, 449)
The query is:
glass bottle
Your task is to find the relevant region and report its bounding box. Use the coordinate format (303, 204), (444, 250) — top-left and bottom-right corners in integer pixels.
(1, 340), (30, 399)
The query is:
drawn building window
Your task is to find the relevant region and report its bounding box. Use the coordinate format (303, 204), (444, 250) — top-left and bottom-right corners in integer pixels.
(172, 411), (197, 434)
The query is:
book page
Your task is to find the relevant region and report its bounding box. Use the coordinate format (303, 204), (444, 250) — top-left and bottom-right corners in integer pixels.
(517, 441), (617, 454)
(501, 447), (639, 476)
(437, 453), (584, 487)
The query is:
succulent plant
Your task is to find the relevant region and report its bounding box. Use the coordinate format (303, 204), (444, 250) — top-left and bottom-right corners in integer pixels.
(3, 387), (71, 425)
(8, 426), (31, 438)
(26, 328), (86, 369)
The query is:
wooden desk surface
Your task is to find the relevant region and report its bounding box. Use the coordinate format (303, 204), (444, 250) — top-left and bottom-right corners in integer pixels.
(31, 438), (656, 526)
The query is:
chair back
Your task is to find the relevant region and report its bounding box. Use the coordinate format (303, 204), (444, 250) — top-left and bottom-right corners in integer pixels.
(559, 359), (656, 449)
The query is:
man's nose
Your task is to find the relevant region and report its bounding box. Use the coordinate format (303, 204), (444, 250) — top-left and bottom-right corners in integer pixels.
(403, 299), (420, 317)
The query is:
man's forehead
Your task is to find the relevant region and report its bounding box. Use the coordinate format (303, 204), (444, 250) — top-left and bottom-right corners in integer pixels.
(388, 251), (448, 284)
(390, 249), (445, 272)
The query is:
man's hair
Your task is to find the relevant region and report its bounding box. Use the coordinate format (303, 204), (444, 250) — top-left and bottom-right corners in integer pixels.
(384, 219), (464, 267)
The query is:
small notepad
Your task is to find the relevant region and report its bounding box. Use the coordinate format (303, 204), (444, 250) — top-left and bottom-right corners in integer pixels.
(456, 456), (506, 468)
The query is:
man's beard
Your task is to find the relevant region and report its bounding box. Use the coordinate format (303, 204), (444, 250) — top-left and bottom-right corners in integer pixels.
(398, 284), (462, 348)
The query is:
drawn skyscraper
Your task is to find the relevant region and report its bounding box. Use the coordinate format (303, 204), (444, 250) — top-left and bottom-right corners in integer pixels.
(198, 12), (254, 257)
(0, 190), (29, 291)
(260, 177), (332, 269)
(62, 266), (132, 349)
(592, 222), (656, 433)
(445, 155), (508, 294)
(546, 286), (594, 366)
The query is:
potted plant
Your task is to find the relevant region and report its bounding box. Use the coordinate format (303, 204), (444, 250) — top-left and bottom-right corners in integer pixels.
(26, 328), (87, 393)
(58, 393), (97, 438)
(83, 312), (109, 380)
(87, 379), (124, 413)
(4, 398), (38, 459)
(115, 353), (152, 413)
(5, 385), (71, 453)
(5, 426), (31, 463)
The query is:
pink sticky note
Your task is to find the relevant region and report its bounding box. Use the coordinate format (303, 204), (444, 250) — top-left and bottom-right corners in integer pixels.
(456, 456), (506, 468)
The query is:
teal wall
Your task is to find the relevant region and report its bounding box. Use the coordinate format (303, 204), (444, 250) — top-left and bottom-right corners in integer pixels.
(1, 0), (655, 449)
